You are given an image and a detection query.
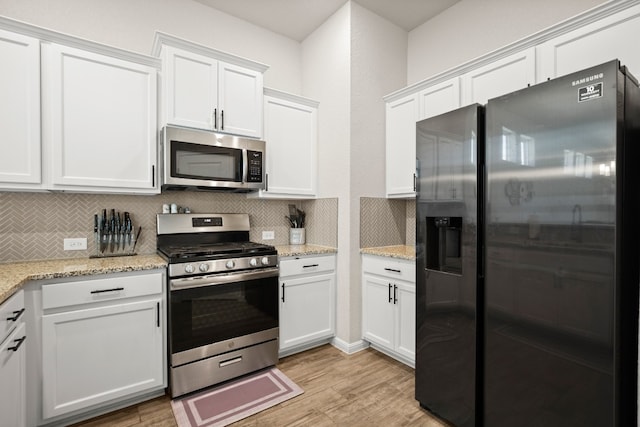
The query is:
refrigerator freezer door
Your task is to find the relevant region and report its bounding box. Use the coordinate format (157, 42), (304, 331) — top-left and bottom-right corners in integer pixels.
(415, 104), (483, 427)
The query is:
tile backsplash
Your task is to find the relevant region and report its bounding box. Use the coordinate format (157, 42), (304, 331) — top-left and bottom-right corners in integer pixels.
(360, 197), (415, 248)
(0, 192), (338, 263)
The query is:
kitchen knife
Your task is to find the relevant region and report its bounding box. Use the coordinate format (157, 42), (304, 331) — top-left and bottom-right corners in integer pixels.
(101, 209), (108, 253)
(131, 226), (142, 253)
(94, 214), (99, 254)
(115, 211), (120, 251)
(124, 212), (132, 248)
(109, 209), (116, 253)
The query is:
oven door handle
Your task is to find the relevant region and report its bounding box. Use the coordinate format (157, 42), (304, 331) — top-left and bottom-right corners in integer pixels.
(170, 267), (280, 290)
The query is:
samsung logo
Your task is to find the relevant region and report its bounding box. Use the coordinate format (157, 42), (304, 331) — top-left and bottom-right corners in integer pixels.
(572, 73), (604, 86)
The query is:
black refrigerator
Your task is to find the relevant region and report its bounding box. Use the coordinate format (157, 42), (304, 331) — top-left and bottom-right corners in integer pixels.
(415, 60), (640, 427)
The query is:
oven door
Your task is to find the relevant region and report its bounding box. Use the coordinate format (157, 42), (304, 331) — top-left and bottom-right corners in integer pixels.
(168, 268), (279, 366)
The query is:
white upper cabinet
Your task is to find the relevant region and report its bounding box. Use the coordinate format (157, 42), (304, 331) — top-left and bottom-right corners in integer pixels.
(0, 29), (41, 190)
(43, 43), (158, 193)
(461, 47), (536, 105)
(385, 93), (419, 198)
(537, 3), (640, 80)
(218, 61), (264, 138)
(162, 47), (218, 131)
(155, 32), (268, 139)
(417, 77), (460, 121)
(255, 88), (318, 198)
(386, 77), (460, 198)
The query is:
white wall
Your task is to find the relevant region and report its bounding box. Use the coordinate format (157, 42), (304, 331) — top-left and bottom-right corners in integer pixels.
(407, 0), (606, 85)
(301, 3), (352, 343)
(349, 3), (407, 341)
(302, 2), (407, 345)
(0, 0), (302, 92)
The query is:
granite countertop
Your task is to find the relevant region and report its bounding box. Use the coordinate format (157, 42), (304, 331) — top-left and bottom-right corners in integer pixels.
(276, 244), (338, 258)
(0, 254), (167, 305)
(360, 245), (416, 261)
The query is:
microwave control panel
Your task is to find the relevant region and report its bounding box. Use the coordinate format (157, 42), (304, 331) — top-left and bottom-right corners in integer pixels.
(247, 150), (263, 182)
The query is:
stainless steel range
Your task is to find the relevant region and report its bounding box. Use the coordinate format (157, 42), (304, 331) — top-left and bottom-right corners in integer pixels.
(157, 213), (279, 398)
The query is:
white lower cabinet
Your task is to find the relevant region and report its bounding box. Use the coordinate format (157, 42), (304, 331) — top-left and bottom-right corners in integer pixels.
(362, 254), (415, 366)
(0, 290), (26, 427)
(278, 254), (336, 356)
(37, 270), (166, 423)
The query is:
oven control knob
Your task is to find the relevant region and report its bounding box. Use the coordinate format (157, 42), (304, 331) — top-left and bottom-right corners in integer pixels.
(184, 264), (195, 274)
(261, 257), (270, 266)
(249, 258), (258, 267)
(225, 260), (236, 269)
(199, 263), (210, 272)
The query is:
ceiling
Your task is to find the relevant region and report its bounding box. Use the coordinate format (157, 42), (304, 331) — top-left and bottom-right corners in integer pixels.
(194, 0), (460, 41)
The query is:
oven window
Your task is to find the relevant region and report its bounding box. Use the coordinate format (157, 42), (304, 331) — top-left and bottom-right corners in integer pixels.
(170, 275), (278, 354)
(171, 141), (242, 182)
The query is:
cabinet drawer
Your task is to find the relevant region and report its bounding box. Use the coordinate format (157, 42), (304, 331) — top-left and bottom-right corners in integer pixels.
(279, 255), (336, 277)
(1, 290), (25, 343)
(42, 271), (164, 310)
(362, 255), (415, 283)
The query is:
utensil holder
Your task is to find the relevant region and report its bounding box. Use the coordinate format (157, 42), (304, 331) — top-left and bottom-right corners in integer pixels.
(289, 228), (306, 245)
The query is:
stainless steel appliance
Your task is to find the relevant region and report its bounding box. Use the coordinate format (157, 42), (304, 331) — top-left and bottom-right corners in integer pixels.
(160, 125), (266, 192)
(157, 213), (279, 398)
(416, 60), (640, 426)
(415, 104), (483, 427)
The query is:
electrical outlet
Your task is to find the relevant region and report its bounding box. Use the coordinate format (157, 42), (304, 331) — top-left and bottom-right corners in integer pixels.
(262, 231), (275, 240)
(63, 238), (87, 251)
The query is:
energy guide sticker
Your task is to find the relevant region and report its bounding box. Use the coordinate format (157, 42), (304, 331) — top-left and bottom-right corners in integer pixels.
(578, 82), (603, 102)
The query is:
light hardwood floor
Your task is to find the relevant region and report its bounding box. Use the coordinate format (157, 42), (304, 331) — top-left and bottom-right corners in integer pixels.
(73, 344), (448, 426)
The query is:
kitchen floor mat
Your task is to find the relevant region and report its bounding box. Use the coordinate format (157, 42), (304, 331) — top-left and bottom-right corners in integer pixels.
(171, 367), (303, 427)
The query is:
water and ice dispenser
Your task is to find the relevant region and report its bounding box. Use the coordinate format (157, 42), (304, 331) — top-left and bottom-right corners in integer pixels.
(425, 216), (462, 274)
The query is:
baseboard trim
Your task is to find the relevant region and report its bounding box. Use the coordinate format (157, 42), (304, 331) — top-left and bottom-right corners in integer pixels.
(331, 337), (369, 354)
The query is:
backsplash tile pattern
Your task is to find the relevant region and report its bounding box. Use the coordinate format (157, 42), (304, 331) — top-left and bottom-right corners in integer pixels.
(406, 199), (416, 246)
(302, 198), (338, 247)
(359, 197), (415, 248)
(0, 192), (338, 263)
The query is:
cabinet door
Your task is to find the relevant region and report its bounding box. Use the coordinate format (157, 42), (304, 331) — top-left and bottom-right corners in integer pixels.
(386, 93), (418, 198)
(163, 46), (218, 130)
(417, 77), (460, 121)
(41, 299), (163, 418)
(261, 92), (317, 198)
(0, 322), (26, 427)
(537, 4), (640, 80)
(395, 281), (415, 361)
(461, 47), (536, 105)
(362, 274), (395, 349)
(279, 273), (335, 352)
(44, 44), (157, 192)
(0, 29), (41, 188)
(218, 61), (263, 138)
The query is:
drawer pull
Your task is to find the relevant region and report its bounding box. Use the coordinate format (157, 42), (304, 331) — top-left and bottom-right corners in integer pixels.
(303, 264), (319, 268)
(384, 268), (401, 273)
(6, 308), (25, 322)
(219, 356), (242, 368)
(90, 287), (125, 294)
(8, 336), (26, 352)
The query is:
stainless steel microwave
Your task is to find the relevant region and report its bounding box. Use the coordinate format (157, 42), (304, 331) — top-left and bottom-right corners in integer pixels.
(160, 125), (265, 192)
